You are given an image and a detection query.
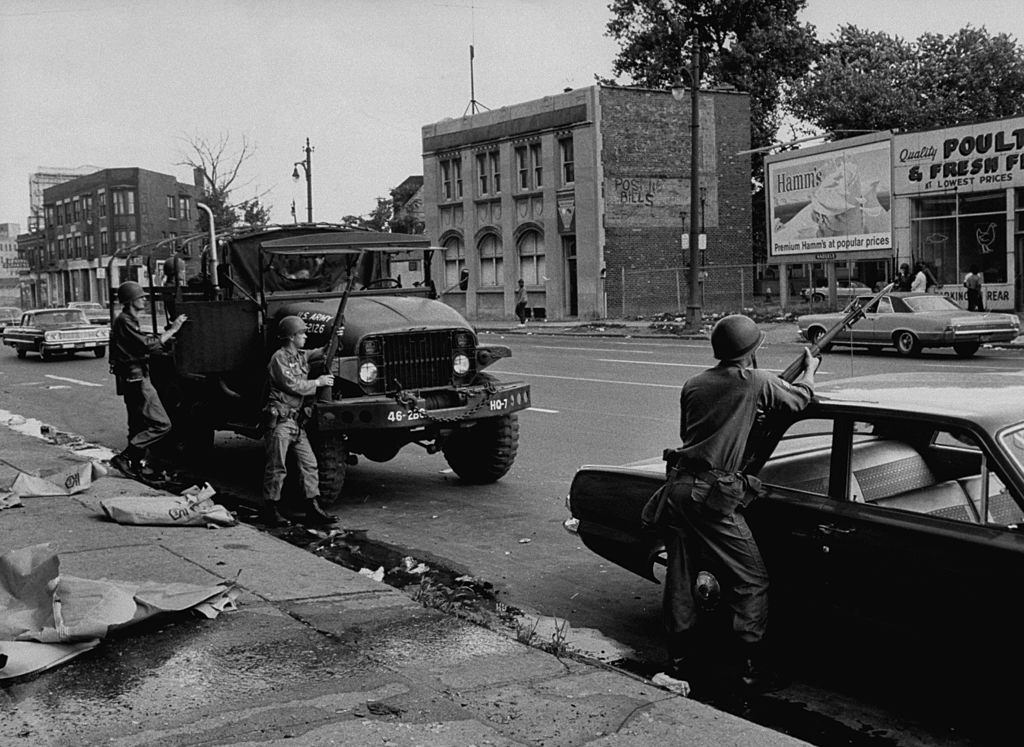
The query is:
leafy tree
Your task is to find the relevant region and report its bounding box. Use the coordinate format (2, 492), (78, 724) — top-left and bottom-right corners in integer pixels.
(788, 25), (1024, 135)
(177, 133), (272, 232)
(389, 181), (425, 234)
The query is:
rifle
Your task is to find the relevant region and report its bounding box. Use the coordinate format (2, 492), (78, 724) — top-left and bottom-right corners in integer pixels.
(314, 255), (362, 400)
(779, 282), (895, 383)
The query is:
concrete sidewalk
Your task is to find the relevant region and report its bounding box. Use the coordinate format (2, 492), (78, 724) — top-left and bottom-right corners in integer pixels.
(0, 417), (807, 745)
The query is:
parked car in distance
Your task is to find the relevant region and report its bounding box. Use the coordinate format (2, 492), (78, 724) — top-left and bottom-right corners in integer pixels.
(1, 308), (110, 359)
(67, 301), (110, 325)
(563, 373), (1024, 685)
(0, 306), (21, 334)
(798, 292), (1020, 357)
(800, 279), (869, 303)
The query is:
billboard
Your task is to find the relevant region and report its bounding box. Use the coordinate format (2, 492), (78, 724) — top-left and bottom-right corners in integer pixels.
(893, 115), (1024, 195)
(767, 139), (892, 258)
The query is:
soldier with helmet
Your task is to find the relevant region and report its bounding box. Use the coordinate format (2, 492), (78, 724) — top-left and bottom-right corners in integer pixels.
(657, 314), (818, 695)
(109, 280), (189, 479)
(261, 314), (336, 527)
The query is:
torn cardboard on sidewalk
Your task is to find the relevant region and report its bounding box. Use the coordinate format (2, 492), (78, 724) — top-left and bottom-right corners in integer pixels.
(100, 482), (237, 527)
(0, 543), (237, 680)
(0, 457), (108, 499)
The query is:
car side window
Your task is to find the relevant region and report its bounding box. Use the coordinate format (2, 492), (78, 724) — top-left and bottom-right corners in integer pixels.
(875, 298), (893, 314)
(758, 418), (835, 496)
(861, 424), (1022, 526)
(890, 297), (910, 313)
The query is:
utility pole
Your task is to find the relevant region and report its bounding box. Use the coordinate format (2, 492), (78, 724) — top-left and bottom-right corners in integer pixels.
(292, 138), (314, 223)
(671, 18), (701, 330)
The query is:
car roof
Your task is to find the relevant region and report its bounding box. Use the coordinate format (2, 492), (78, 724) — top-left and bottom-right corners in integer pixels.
(817, 372), (1024, 429)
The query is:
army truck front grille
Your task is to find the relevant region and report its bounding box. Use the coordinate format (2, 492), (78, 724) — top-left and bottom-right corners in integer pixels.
(362, 331), (460, 393)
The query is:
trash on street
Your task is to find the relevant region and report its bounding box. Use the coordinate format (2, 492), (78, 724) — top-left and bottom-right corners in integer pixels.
(100, 483), (237, 527)
(0, 456), (107, 498)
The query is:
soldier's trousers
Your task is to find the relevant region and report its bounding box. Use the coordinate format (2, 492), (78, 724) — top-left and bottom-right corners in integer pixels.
(122, 377), (172, 452)
(263, 418), (320, 504)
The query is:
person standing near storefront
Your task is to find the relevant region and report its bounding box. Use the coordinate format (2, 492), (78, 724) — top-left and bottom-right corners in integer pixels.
(910, 262), (928, 293)
(514, 279), (529, 326)
(964, 266), (985, 311)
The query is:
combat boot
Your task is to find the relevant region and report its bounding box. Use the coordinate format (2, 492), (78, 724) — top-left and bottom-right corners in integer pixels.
(260, 502), (289, 527)
(739, 641), (787, 693)
(303, 496), (336, 526)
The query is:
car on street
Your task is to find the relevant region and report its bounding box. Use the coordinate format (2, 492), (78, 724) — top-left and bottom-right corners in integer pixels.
(563, 372), (1024, 683)
(67, 300), (110, 325)
(800, 279), (869, 303)
(0, 306), (21, 334)
(1, 308), (110, 359)
(797, 291), (1020, 357)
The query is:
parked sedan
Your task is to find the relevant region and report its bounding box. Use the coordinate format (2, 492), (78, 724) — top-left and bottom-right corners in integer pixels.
(564, 373), (1024, 682)
(2, 308), (109, 359)
(0, 306), (21, 334)
(800, 279), (869, 303)
(67, 301), (110, 325)
(798, 292), (1020, 357)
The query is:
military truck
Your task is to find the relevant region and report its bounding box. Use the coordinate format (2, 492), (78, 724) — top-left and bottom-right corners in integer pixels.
(131, 224), (530, 504)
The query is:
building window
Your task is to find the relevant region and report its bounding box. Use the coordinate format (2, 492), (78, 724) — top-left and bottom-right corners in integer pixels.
(179, 196), (191, 221)
(97, 189), (106, 218)
(82, 194), (93, 222)
(559, 137), (574, 185)
(100, 231), (108, 253)
(913, 191), (1006, 284)
(113, 189), (136, 216)
(478, 234), (503, 286)
(517, 229), (545, 286)
(440, 157), (463, 202)
(442, 236), (466, 289)
(72, 198), (81, 223)
(167, 196), (177, 218)
(531, 143), (542, 188)
(476, 150), (501, 197)
(515, 147), (529, 190)
(515, 143), (542, 191)
(45, 206), (54, 227)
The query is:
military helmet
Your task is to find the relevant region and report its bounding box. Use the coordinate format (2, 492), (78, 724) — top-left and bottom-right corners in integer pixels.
(710, 314), (765, 361)
(117, 281), (145, 305)
(277, 315), (307, 339)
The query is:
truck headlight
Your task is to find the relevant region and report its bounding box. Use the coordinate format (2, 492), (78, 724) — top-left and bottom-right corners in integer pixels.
(358, 361), (378, 385)
(452, 353), (470, 375)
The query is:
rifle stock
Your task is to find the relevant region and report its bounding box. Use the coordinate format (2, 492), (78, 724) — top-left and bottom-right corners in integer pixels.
(779, 282), (895, 383)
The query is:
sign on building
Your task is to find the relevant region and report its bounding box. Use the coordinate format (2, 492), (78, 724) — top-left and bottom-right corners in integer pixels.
(766, 138), (892, 259)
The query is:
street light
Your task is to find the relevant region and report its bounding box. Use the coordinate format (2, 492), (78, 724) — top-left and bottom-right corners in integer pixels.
(671, 22), (701, 331)
(292, 137), (314, 223)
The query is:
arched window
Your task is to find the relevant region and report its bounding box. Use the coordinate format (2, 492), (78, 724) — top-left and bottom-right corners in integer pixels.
(443, 236), (465, 289)
(478, 234), (503, 286)
(517, 230), (545, 286)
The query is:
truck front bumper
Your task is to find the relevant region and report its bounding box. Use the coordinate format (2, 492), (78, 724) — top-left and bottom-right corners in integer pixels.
(314, 382), (531, 432)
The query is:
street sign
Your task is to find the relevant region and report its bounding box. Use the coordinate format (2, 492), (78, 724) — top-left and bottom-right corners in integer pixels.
(681, 234), (707, 250)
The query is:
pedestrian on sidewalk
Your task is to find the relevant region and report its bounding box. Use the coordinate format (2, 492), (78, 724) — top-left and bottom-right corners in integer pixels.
(964, 266), (985, 311)
(658, 314), (817, 695)
(895, 263), (913, 292)
(109, 281), (188, 479)
(261, 315), (336, 527)
(515, 279), (528, 326)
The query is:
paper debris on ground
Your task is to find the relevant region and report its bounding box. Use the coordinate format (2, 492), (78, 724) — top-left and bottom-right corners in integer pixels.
(0, 491), (22, 510)
(359, 566), (385, 582)
(0, 543), (236, 680)
(100, 483), (237, 527)
(0, 458), (107, 498)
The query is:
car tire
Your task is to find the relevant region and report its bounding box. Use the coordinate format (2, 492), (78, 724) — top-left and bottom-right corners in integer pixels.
(953, 342), (980, 358)
(442, 412), (520, 484)
(807, 326), (831, 352)
(15, 347), (26, 359)
(895, 331), (922, 357)
(94, 346), (106, 359)
(312, 431), (349, 506)
(811, 293), (825, 303)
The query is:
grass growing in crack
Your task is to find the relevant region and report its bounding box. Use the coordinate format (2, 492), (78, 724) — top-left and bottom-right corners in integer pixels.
(539, 618), (570, 658)
(515, 617), (539, 645)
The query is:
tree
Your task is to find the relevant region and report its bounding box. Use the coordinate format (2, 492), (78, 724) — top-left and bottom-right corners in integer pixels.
(606, 0), (819, 154)
(787, 25), (1024, 135)
(177, 133), (272, 232)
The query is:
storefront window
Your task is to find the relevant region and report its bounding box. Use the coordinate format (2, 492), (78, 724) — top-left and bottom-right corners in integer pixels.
(911, 191), (1006, 284)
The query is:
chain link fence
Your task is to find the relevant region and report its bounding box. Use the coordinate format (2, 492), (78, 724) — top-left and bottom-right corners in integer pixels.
(613, 263), (785, 318)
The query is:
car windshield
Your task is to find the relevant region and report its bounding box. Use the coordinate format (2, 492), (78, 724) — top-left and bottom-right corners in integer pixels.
(1000, 425), (1024, 474)
(32, 311), (88, 327)
(903, 295), (960, 312)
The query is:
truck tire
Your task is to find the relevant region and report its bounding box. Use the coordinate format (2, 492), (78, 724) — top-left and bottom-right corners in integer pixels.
(313, 431), (348, 506)
(442, 413), (519, 484)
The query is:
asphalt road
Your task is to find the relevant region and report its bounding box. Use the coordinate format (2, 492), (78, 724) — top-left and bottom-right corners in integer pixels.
(3, 335), (1023, 746)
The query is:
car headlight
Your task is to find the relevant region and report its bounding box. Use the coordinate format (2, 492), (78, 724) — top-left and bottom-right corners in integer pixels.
(44, 331), (58, 342)
(358, 361), (378, 385)
(452, 353), (470, 376)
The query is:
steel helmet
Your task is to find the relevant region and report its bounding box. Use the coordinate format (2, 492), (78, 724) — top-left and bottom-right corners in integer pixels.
(277, 315), (307, 339)
(117, 281), (145, 305)
(710, 314), (765, 361)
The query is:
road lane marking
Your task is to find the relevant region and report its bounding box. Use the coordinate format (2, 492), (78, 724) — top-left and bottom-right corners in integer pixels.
(534, 345), (660, 354)
(527, 407), (559, 413)
(44, 375), (103, 387)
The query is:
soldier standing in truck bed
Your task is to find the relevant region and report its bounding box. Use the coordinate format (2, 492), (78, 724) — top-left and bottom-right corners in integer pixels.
(261, 315), (336, 527)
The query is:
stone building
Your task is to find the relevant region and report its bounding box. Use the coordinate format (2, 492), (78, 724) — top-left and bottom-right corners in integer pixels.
(421, 84), (751, 321)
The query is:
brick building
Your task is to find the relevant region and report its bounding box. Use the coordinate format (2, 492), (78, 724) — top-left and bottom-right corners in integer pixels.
(22, 168), (201, 308)
(421, 84), (751, 321)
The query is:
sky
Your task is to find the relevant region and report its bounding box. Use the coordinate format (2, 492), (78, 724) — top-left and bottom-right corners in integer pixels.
(2, 0), (1024, 230)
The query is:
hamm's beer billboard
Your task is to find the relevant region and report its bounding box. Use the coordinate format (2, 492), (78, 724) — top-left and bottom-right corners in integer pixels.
(766, 136), (892, 259)
(894, 115), (1024, 195)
